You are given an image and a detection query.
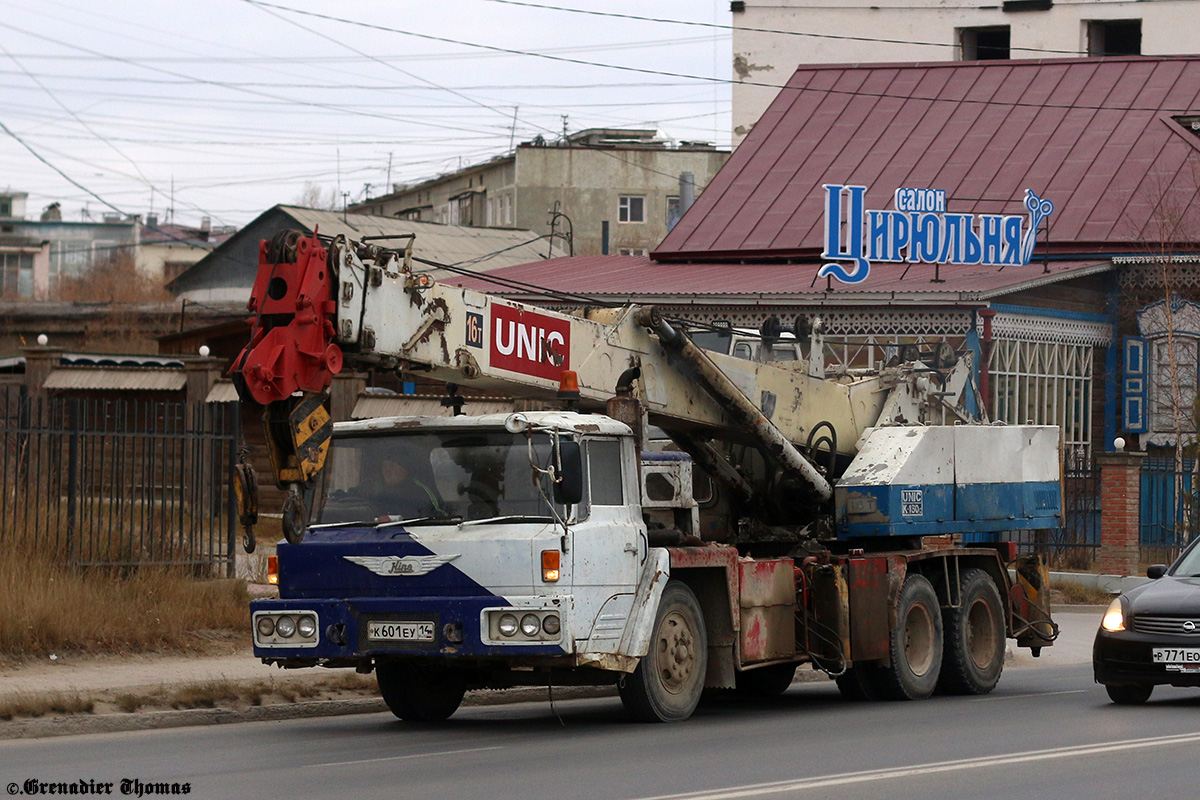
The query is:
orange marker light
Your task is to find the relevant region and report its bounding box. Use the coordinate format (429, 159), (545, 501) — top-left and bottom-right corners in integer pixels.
(267, 555), (279, 586)
(557, 370), (581, 402)
(541, 550), (560, 582)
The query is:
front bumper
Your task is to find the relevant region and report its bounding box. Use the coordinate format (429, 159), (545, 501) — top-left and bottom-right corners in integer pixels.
(1093, 628), (1200, 688)
(251, 595), (572, 662)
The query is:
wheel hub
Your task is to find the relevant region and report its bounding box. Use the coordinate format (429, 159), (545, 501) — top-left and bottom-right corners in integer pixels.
(658, 610), (696, 694)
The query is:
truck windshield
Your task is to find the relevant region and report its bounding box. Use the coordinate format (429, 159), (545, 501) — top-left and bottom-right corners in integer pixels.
(314, 430), (569, 526)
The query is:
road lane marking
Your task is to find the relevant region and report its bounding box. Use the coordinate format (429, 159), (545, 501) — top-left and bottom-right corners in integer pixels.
(308, 745), (502, 768)
(625, 731), (1200, 800)
(971, 689), (1089, 702)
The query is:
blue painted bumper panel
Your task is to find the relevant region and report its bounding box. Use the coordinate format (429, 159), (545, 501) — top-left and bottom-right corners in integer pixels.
(251, 596), (568, 660)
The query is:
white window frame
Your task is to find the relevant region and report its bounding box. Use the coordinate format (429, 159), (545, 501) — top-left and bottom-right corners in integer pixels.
(618, 195), (645, 224)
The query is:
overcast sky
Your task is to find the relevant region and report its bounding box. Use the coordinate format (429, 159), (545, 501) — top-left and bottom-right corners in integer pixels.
(1, 0), (732, 229)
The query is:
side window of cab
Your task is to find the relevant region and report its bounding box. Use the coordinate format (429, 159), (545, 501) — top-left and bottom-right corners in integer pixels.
(586, 439), (624, 506)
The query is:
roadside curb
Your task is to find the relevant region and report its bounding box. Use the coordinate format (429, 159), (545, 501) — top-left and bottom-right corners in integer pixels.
(0, 686), (625, 740)
(0, 698), (389, 740)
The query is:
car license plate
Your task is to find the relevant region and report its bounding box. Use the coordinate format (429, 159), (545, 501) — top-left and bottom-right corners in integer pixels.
(1152, 647), (1200, 666)
(367, 621), (434, 642)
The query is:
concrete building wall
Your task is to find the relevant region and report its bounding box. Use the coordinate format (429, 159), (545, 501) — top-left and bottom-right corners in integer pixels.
(514, 147), (728, 256)
(352, 145), (728, 256)
(732, 0), (1200, 144)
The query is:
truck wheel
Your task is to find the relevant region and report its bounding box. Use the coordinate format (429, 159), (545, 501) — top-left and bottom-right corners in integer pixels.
(1106, 684), (1153, 705)
(835, 665), (883, 701)
(376, 662), (466, 722)
(736, 663), (797, 697)
(877, 574), (943, 700)
(938, 568), (1006, 695)
(619, 580), (708, 722)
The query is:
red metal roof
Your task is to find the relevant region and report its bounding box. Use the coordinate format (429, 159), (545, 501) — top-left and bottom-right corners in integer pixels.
(656, 56), (1200, 262)
(449, 255), (1109, 301)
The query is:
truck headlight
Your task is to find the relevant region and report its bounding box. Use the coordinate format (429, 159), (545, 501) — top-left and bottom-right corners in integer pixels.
(542, 614), (560, 635)
(498, 613), (519, 637)
(297, 615), (317, 638)
(520, 614), (541, 636)
(256, 616), (276, 637)
(276, 615), (297, 638)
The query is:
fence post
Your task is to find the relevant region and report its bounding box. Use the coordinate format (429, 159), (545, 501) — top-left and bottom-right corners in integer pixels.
(1097, 449), (1146, 576)
(66, 397), (80, 563)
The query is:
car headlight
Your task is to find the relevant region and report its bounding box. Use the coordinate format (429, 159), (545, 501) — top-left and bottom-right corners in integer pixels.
(542, 614), (560, 635)
(255, 616), (275, 637)
(1101, 598), (1125, 632)
(275, 615), (297, 638)
(498, 613), (519, 637)
(297, 615), (317, 638)
(520, 614), (541, 637)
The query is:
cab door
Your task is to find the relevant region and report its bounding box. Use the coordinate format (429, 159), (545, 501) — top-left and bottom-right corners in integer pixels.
(570, 437), (645, 654)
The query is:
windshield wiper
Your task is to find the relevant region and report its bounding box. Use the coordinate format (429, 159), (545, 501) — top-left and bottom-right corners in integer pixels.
(458, 515), (555, 527)
(376, 515), (463, 529)
(308, 520), (376, 530)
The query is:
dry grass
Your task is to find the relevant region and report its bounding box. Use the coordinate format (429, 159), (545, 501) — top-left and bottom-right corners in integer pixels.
(1051, 580), (1115, 606)
(0, 537), (250, 658)
(0, 673), (378, 721)
(0, 691), (94, 720)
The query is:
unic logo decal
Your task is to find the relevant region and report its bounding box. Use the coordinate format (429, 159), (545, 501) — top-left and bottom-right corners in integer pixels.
(490, 303), (571, 381)
(818, 185), (1054, 285)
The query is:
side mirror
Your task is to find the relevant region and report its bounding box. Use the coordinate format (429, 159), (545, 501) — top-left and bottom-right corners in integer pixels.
(1147, 564), (1168, 580)
(553, 440), (584, 506)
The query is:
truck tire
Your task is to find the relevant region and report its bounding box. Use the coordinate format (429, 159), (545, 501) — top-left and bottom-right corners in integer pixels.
(1106, 683), (1153, 705)
(619, 580), (708, 722)
(938, 568), (1006, 695)
(376, 662), (467, 722)
(877, 574), (943, 700)
(835, 665), (883, 701)
(736, 663), (797, 697)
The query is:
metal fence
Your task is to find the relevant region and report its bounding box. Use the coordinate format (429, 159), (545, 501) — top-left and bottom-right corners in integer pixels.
(1008, 466), (1100, 569)
(0, 389), (238, 573)
(1139, 457), (1196, 566)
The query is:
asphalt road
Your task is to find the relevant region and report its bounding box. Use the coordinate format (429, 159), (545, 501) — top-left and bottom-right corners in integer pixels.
(3, 616), (1199, 800)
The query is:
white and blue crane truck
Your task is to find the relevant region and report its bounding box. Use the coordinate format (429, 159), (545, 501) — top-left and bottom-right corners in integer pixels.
(231, 231), (1059, 723)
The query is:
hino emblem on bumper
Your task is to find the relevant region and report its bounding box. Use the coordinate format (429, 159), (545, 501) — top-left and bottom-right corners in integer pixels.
(344, 554), (460, 576)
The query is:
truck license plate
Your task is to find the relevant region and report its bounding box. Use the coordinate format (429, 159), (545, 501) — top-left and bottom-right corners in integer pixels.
(367, 621), (435, 642)
(1152, 647), (1200, 669)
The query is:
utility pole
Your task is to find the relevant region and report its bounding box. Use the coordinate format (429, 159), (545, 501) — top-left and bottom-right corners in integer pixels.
(509, 106), (519, 151)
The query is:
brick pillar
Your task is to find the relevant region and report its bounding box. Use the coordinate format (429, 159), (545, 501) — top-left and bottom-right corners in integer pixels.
(329, 371), (366, 422)
(22, 346), (64, 397)
(183, 356), (225, 405)
(1097, 450), (1146, 575)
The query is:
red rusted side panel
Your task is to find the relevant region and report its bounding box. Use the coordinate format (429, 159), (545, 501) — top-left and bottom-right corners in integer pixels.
(846, 556), (891, 662)
(665, 545), (740, 631)
(738, 558), (797, 664)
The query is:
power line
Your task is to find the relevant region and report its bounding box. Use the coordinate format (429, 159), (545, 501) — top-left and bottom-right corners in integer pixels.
(238, 2), (1185, 115)
(0, 21), (539, 140)
(478, 0), (1084, 57)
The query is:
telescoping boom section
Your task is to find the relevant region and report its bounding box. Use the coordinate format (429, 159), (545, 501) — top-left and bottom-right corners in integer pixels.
(233, 232), (1059, 724)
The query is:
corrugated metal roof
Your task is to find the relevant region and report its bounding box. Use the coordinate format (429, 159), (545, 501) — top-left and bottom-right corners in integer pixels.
(205, 380), (240, 403)
(456, 255), (1109, 300)
(279, 207), (560, 272)
(658, 56), (1200, 261)
(43, 368), (186, 392)
(63, 353), (184, 368)
(352, 395), (516, 419)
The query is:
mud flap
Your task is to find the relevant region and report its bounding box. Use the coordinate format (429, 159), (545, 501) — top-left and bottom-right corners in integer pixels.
(1011, 554), (1058, 653)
